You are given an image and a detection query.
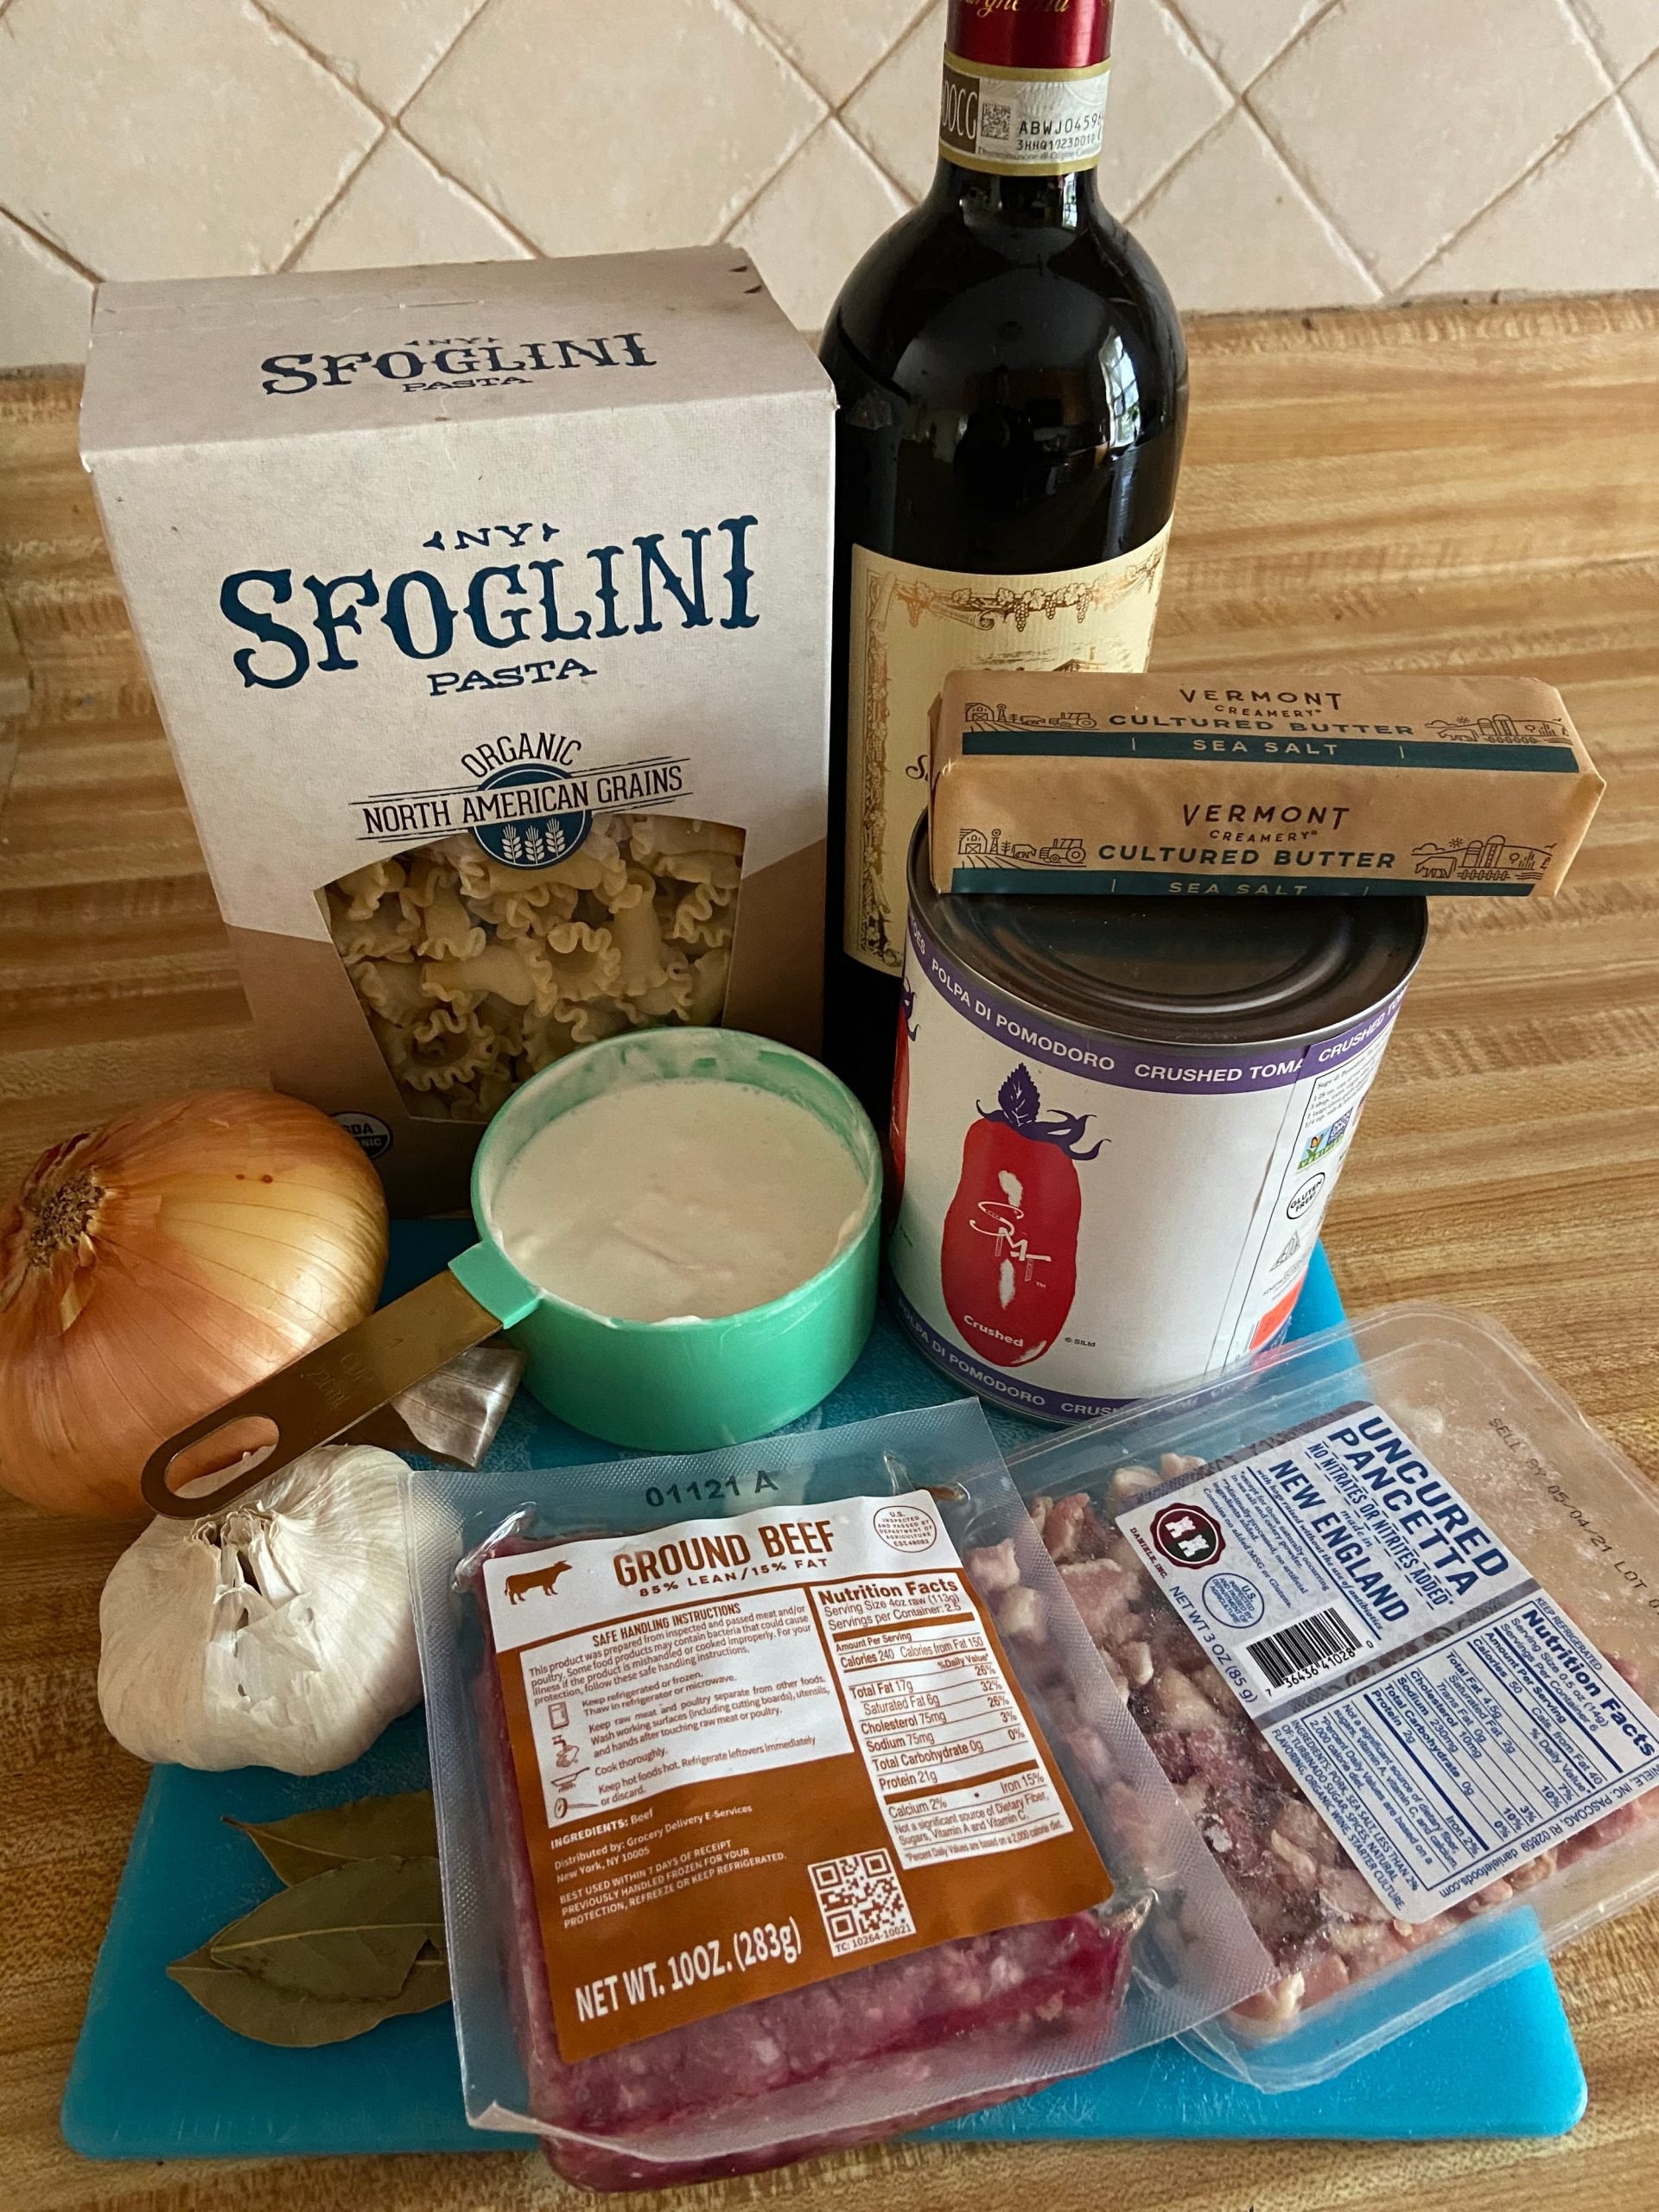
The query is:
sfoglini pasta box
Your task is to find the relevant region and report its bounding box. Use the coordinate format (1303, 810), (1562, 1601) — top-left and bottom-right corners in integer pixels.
(79, 251), (834, 1208)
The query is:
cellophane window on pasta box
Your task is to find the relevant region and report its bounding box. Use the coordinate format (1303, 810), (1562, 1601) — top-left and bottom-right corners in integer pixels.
(323, 815), (744, 1123)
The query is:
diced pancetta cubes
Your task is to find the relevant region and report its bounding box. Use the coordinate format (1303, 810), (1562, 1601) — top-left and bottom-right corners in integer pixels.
(995, 1483), (1659, 2037)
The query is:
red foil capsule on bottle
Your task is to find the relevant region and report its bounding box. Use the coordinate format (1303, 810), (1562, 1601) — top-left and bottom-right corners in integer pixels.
(945, 0), (1113, 72)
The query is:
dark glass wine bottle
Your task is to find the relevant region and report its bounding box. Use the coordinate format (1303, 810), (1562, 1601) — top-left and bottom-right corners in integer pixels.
(819, 0), (1187, 1122)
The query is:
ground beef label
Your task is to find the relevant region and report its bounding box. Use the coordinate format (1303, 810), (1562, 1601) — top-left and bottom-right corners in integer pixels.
(1116, 1403), (1659, 1919)
(484, 1492), (1111, 2060)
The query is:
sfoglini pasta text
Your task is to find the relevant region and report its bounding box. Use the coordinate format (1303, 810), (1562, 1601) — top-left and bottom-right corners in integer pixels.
(217, 517), (760, 692)
(257, 330), (657, 395)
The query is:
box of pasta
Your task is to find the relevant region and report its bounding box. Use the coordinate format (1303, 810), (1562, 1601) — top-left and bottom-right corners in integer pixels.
(80, 249), (834, 1209)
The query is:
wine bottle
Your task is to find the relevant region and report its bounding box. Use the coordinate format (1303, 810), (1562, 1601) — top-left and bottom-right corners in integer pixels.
(820, 0), (1187, 1121)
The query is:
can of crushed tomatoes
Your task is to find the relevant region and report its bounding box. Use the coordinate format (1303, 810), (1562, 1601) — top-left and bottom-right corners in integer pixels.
(888, 823), (1428, 1421)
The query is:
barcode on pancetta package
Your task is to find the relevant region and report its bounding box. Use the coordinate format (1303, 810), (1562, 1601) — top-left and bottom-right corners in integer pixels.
(1116, 1402), (1659, 1920)
(482, 1490), (1113, 2062)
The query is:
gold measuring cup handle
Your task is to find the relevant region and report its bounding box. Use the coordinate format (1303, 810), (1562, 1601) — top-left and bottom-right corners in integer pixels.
(139, 1269), (505, 1520)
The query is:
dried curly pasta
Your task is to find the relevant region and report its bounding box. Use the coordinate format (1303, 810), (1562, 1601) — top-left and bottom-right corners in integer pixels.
(423, 940), (552, 1014)
(438, 838), (584, 936)
(397, 1014), (498, 1094)
(608, 868), (680, 998)
(629, 815), (744, 862)
(336, 857), (408, 921)
(327, 884), (423, 964)
(686, 946), (731, 1027)
(632, 967), (696, 1022)
(326, 810), (747, 1122)
(563, 1001), (636, 1047)
(474, 878), (582, 938)
(350, 955), (430, 1028)
(394, 855), (480, 959)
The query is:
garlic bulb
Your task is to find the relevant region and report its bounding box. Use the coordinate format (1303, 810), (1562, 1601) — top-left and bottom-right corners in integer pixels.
(98, 1446), (421, 1777)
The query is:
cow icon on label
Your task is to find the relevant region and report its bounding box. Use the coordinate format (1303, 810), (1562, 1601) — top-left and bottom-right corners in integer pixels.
(1150, 1503), (1225, 1569)
(505, 1558), (573, 1604)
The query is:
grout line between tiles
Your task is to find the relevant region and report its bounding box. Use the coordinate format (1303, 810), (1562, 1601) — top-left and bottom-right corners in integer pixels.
(1387, 90), (1626, 298)
(833, 0), (941, 112)
(393, 133), (551, 261)
(1561, 0), (1635, 86)
(0, 205), (103, 288)
(258, 0), (550, 263)
(1166, 0), (1344, 102)
(388, 0), (497, 122)
(248, 2), (385, 124)
(728, 0), (934, 114)
(828, 0), (943, 204)
(277, 125), (388, 275)
(1560, 0), (1622, 92)
(251, 0), (486, 129)
(716, 115), (828, 244)
(1162, 99), (1382, 300)
(834, 115), (925, 210)
(370, 124), (553, 262)
(715, 115), (844, 249)
(1102, 0), (1236, 215)
(1622, 84), (1659, 175)
(1239, 91), (1390, 293)
(245, 0), (397, 273)
(1121, 105), (1232, 229)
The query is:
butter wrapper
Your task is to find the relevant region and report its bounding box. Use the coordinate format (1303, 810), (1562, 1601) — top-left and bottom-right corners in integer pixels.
(929, 668), (1605, 899)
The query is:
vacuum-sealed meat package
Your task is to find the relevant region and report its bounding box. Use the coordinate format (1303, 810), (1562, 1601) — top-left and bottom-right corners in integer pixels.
(1006, 1305), (1659, 2090)
(405, 1402), (1277, 2188)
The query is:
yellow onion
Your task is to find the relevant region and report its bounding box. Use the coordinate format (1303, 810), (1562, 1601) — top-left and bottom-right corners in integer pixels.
(0, 1090), (388, 1517)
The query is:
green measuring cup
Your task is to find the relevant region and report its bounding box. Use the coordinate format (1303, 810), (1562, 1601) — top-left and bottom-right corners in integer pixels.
(142, 1030), (882, 1517)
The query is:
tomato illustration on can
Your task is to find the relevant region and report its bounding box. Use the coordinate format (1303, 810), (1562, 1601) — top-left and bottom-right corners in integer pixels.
(940, 1064), (1103, 1368)
(889, 982), (919, 1215)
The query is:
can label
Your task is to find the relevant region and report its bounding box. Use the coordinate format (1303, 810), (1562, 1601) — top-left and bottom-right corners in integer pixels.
(888, 909), (1407, 1418)
(844, 531), (1171, 976)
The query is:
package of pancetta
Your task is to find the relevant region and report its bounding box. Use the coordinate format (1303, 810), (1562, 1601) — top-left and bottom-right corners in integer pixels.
(1006, 1304), (1659, 2089)
(405, 1402), (1277, 2188)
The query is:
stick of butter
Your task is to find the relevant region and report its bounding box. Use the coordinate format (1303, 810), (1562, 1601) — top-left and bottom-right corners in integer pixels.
(929, 668), (1605, 899)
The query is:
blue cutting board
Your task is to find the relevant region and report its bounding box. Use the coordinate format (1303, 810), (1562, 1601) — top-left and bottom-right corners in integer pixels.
(60, 1236), (1586, 2162)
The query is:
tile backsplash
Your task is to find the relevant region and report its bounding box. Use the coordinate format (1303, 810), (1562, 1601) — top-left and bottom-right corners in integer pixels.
(2, 0), (1656, 369)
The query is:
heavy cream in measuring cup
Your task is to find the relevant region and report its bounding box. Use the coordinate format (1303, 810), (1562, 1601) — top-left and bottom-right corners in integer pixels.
(492, 1079), (868, 1322)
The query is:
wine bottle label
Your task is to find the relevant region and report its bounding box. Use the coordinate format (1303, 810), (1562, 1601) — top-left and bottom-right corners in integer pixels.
(939, 56), (1111, 176)
(842, 527), (1172, 974)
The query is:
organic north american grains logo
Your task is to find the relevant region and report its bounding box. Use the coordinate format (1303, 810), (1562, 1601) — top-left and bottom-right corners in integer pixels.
(1150, 1503), (1225, 1569)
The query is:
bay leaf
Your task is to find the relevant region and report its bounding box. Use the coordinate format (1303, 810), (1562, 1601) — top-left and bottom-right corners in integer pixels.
(168, 1942), (449, 2047)
(207, 1855), (444, 2000)
(225, 1789), (438, 1886)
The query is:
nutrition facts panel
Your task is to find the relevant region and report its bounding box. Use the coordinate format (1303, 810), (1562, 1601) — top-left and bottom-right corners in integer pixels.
(1268, 1589), (1659, 1918)
(814, 1575), (1076, 1869)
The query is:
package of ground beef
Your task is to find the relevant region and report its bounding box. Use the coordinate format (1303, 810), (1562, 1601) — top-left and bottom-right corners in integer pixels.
(405, 1402), (1276, 2188)
(1001, 1305), (1659, 2089)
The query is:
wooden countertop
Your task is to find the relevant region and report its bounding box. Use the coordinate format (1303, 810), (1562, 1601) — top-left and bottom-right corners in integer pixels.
(3, 294), (1658, 2212)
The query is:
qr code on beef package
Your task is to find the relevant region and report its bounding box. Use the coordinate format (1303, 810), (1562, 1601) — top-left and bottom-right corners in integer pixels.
(809, 1850), (917, 1958)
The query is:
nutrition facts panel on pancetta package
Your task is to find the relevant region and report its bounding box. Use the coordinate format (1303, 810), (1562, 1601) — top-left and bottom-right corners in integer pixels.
(1118, 1401), (1659, 1918)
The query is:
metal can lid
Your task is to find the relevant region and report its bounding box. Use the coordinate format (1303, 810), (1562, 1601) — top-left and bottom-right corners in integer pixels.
(908, 824), (1427, 1049)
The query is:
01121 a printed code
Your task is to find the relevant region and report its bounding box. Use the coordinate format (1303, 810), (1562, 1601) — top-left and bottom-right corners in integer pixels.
(808, 1849), (917, 1957)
